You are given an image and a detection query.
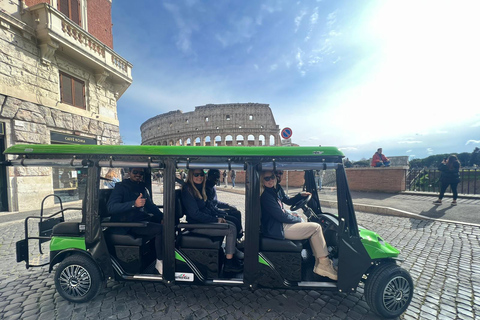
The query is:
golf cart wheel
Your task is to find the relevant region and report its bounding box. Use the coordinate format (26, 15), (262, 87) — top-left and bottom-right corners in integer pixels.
(54, 254), (102, 303)
(365, 263), (413, 319)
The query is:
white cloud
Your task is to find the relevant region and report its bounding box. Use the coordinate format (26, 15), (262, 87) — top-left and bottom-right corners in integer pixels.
(472, 122), (480, 127)
(406, 150), (412, 153)
(294, 10), (307, 33)
(339, 147), (358, 151)
(304, 7), (319, 42)
(427, 148), (434, 154)
(466, 140), (480, 145)
(163, 3), (197, 54)
(398, 141), (422, 144)
(269, 64), (278, 71)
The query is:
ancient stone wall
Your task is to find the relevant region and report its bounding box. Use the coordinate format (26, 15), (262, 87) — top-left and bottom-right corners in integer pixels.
(141, 103), (281, 146)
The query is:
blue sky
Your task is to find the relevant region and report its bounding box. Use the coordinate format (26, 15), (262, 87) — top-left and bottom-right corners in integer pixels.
(112, 0), (480, 161)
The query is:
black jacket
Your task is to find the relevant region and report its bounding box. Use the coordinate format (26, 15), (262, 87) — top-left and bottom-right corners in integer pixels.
(181, 183), (222, 224)
(438, 162), (460, 184)
(107, 179), (163, 233)
(206, 180), (231, 210)
(275, 184), (303, 206)
(261, 186), (301, 239)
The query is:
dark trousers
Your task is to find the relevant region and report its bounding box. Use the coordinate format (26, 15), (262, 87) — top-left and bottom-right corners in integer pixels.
(130, 213), (163, 260)
(439, 182), (459, 200)
(220, 207), (243, 239)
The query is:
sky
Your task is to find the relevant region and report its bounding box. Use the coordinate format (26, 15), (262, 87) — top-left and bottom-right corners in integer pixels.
(111, 0), (480, 161)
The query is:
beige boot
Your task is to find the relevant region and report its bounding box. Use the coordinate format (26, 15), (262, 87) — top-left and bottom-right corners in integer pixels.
(314, 258), (337, 280)
(155, 259), (163, 275)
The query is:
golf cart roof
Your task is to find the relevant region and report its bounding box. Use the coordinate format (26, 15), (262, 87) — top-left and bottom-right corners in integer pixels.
(4, 145), (344, 164)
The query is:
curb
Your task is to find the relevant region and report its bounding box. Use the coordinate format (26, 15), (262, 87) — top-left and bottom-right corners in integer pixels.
(320, 199), (480, 228)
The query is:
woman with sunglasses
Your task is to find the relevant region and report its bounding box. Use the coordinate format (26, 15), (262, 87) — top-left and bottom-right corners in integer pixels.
(181, 169), (243, 273)
(260, 171), (337, 280)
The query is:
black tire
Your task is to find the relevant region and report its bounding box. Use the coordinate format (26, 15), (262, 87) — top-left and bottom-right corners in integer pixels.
(54, 254), (103, 303)
(364, 263), (413, 319)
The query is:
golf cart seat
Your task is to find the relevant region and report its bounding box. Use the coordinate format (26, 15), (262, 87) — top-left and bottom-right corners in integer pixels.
(174, 189), (224, 250)
(260, 237), (304, 252)
(97, 188), (155, 273)
(52, 221), (84, 237)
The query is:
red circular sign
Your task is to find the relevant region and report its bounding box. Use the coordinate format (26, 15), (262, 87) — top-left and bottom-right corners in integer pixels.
(281, 127), (292, 139)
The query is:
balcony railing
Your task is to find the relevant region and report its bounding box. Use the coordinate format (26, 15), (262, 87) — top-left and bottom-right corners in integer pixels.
(406, 168), (480, 195)
(28, 3), (132, 95)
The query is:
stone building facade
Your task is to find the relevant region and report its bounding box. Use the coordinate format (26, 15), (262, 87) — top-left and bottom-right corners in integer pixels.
(141, 103), (281, 147)
(0, 0), (132, 211)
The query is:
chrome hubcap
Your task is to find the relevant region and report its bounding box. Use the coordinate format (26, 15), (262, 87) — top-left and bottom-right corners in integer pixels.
(383, 276), (411, 312)
(59, 264), (91, 297)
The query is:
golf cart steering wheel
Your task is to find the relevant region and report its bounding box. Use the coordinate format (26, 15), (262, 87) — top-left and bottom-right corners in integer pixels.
(290, 194), (312, 212)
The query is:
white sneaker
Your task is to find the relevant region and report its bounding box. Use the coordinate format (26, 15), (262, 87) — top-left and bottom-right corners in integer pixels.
(155, 259), (163, 275)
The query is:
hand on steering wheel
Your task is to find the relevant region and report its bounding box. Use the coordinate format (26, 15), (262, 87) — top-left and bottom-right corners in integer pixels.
(290, 194), (312, 212)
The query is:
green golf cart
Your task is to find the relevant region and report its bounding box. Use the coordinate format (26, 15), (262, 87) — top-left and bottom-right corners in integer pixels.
(7, 144), (413, 318)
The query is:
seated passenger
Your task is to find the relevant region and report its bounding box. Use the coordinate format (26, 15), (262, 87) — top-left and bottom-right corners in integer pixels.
(274, 170), (311, 205)
(206, 169), (243, 240)
(260, 170), (337, 280)
(107, 167), (164, 275)
(181, 169), (243, 273)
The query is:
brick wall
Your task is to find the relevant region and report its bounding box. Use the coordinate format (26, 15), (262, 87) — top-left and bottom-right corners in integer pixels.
(223, 171), (305, 187)
(346, 167), (407, 193)
(25, 0), (48, 6)
(87, 0), (113, 48)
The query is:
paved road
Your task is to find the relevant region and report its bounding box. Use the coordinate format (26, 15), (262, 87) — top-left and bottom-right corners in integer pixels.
(0, 188), (479, 319)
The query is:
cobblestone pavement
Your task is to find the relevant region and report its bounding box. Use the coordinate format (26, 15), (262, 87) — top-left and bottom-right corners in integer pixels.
(0, 189), (479, 319)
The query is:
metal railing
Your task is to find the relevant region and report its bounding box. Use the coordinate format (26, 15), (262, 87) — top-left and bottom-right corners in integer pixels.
(406, 168), (479, 195)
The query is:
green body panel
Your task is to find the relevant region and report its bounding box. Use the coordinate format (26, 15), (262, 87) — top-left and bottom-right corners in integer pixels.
(359, 228), (400, 259)
(50, 236), (86, 251)
(259, 255), (269, 266)
(175, 251), (186, 263)
(4, 144), (344, 159)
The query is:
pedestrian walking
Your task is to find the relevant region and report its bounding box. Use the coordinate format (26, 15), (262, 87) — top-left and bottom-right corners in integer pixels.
(223, 170), (228, 188)
(433, 155), (461, 206)
(230, 169), (236, 188)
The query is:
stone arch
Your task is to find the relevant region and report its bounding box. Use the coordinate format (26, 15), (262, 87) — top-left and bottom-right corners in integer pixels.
(215, 135), (222, 146)
(247, 134), (255, 146)
(269, 135), (276, 146)
(205, 135), (211, 146)
(186, 138), (192, 146)
(236, 135), (244, 146)
(259, 135), (265, 146)
(195, 137), (201, 146)
(225, 135), (233, 146)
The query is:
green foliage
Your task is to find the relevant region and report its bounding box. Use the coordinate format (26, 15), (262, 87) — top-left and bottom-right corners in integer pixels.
(353, 160), (370, 167)
(409, 150), (478, 169)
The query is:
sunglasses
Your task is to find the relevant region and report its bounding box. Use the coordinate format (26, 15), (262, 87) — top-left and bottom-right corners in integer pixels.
(263, 175), (276, 181)
(193, 172), (205, 177)
(131, 170), (144, 175)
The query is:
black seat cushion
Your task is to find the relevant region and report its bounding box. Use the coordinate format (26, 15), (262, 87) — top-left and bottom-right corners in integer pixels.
(104, 232), (149, 246)
(178, 231), (223, 249)
(260, 237), (304, 252)
(52, 221), (83, 237)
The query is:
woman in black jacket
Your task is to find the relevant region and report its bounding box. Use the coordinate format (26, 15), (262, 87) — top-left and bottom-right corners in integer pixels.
(181, 169), (243, 273)
(434, 155), (461, 205)
(260, 170), (337, 280)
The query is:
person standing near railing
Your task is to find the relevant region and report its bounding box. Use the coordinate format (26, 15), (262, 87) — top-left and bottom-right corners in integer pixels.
(433, 155), (461, 206)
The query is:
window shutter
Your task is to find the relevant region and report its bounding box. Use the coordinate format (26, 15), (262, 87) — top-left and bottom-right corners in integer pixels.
(74, 78), (85, 109)
(59, 0), (69, 17)
(61, 73), (73, 105)
(71, 0), (80, 25)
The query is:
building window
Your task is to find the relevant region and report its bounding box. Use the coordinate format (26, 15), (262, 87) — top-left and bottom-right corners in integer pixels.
(226, 115), (231, 120)
(186, 119), (189, 124)
(239, 125), (242, 129)
(59, 72), (85, 109)
(205, 117), (209, 122)
(58, 0), (81, 26)
(249, 114), (253, 120)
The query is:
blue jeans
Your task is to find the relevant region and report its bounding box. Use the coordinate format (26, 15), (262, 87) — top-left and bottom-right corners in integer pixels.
(375, 161), (391, 167)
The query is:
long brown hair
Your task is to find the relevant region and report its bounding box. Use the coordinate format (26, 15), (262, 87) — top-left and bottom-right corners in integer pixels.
(447, 155), (460, 170)
(186, 169), (207, 201)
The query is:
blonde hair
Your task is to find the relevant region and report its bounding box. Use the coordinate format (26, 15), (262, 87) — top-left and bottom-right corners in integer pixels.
(186, 169), (207, 201)
(105, 169), (117, 180)
(260, 170), (276, 195)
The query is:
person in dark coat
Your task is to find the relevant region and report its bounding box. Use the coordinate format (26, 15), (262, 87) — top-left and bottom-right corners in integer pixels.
(274, 170), (311, 205)
(433, 155), (461, 206)
(261, 170), (337, 280)
(206, 169), (243, 240)
(181, 169), (243, 273)
(107, 167), (164, 274)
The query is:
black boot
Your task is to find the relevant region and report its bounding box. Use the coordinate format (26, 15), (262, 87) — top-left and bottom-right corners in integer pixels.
(223, 257), (243, 273)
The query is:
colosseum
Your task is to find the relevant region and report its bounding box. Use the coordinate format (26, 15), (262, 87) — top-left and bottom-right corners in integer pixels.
(141, 103), (281, 146)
